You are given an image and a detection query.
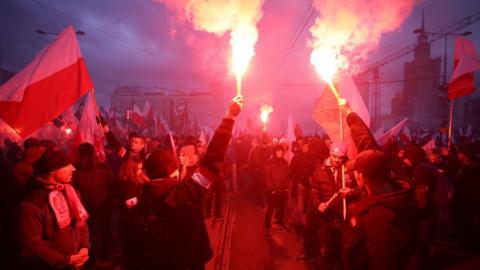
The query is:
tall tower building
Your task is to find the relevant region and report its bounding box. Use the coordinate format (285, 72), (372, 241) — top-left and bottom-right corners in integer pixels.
(402, 11), (443, 129)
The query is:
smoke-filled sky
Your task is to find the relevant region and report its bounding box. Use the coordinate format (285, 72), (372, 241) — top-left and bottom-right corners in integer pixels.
(1, 0), (479, 133)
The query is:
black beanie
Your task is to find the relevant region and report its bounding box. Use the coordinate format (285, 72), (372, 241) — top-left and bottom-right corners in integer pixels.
(33, 149), (71, 176)
(353, 149), (390, 181)
(145, 149), (179, 179)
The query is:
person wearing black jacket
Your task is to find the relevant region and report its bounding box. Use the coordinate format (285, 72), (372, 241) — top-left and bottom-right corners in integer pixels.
(121, 96), (243, 270)
(264, 145), (290, 235)
(339, 100), (419, 270)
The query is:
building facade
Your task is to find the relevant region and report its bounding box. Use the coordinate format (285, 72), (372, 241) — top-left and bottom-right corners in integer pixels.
(110, 85), (221, 133)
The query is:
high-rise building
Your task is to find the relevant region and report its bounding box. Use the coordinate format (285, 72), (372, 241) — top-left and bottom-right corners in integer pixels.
(400, 17), (444, 129)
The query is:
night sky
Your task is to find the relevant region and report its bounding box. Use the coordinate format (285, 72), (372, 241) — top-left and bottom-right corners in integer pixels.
(1, 0), (480, 133)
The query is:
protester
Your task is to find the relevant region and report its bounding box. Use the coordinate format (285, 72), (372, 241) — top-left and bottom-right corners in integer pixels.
(263, 144), (290, 236)
(114, 95), (242, 269)
(16, 149), (90, 269)
(340, 100), (420, 270)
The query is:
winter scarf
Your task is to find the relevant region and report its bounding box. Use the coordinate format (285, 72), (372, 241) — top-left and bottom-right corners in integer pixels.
(39, 179), (89, 229)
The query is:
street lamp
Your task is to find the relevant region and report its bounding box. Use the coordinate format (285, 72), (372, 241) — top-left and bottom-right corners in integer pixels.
(36, 29), (85, 36)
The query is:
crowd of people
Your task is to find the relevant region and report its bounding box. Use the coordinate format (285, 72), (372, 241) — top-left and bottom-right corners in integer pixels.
(0, 96), (479, 270)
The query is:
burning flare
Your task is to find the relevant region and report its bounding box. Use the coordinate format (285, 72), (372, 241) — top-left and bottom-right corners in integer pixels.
(156, 0), (265, 95)
(309, 0), (414, 82)
(260, 104), (273, 131)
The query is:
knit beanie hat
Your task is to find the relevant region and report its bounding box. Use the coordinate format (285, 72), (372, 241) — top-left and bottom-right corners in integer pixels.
(330, 140), (347, 157)
(33, 149), (71, 176)
(353, 149), (390, 181)
(145, 149), (179, 179)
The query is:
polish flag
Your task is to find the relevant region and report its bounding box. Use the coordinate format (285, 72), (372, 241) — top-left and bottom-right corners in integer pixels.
(131, 104), (147, 128)
(448, 37), (480, 100)
(312, 73), (370, 158)
(143, 100), (154, 119)
(285, 114), (296, 164)
(72, 92), (105, 161)
(422, 138), (436, 152)
(0, 26), (92, 138)
(375, 118), (408, 146)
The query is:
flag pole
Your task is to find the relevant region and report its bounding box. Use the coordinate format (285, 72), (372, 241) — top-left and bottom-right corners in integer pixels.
(448, 99), (454, 148)
(338, 84), (347, 221)
(89, 89), (105, 135)
(326, 81), (347, 221)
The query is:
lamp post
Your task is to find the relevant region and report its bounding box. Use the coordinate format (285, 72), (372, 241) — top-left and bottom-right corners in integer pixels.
(36, 29), (85, 36)
(413, 29), (472, 146)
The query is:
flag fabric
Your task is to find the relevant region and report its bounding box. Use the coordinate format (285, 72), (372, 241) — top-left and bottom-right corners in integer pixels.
(285, 114), (296, 164)
(114, 119), (127, 138)
(143, 100), (154, 119)
(312, 73), (370, 158)
(399, 125), (412, 144)
(339, 74), (371, 127)
(72, 92), (105, 161)
(375, 118), (408, 146)
(131, 104), (147, 128)
(294, 122), (305, 139)
(448, 37), (480, 99)
(422, 138), (436, 152)
(373, 127), (385, 140)
(169, 132), (178, 161)
(75, 102), (85, 120)
(0, 26), (93, 138)
(108, 107), (117, 123)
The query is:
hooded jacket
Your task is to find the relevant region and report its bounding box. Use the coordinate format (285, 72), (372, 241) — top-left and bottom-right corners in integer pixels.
(347, 178), (419, 270)
(345, 112), (419, 270)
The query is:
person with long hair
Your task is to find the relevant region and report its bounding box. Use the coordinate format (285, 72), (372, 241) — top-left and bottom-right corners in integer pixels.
(117, 156), (149, 269)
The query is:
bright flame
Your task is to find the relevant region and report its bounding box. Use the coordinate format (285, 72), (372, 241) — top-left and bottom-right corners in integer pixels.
(65, 127), (72, 135)
(309, 0), (415, 78)
(231, 24), (257, 91)
(260, 104), (273, 125)
(155, 0), (264, 95)
(310, 47), (344, 85)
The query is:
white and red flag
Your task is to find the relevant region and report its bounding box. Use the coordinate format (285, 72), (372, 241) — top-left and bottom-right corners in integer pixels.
(448, 37), (480, 100)
(0, 26), (92, 138)
(375, 118), (408, 146)
(143, 100), (154, 119)
(72, 92), (105, 161)
(131, 104), (148, 128)
(285, 113), (296, 164)
(312, 73), (370, 158)
(422, 138), (436, 152)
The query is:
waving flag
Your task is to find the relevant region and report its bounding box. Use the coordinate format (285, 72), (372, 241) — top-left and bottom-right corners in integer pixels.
(312, 73), (370, 158)
(143, 100), (154, 119)
(0, 26), (92, 138)
(448, 37), (480, 99)
(72, 92), (105, 161)
(131, 104), (148, 128)
(375, 118), (408, 146)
